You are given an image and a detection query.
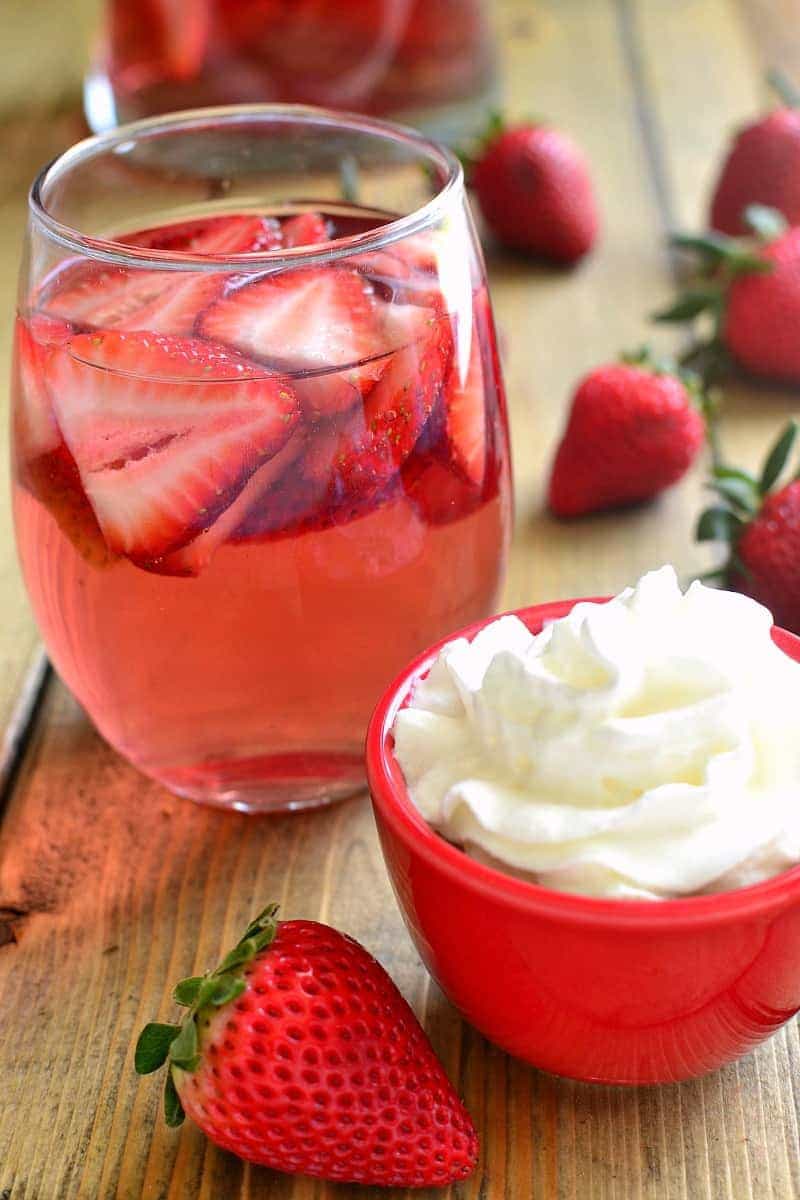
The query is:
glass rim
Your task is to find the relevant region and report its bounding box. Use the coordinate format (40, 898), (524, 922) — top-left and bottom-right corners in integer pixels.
(28, 104), (464, 274)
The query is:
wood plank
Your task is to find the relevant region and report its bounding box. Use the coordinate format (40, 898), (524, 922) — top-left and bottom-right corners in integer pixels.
(2, 1), (800, 1199)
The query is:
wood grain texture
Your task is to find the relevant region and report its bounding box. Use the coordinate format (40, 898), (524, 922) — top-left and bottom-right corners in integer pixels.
(1, 1), (800, 1198)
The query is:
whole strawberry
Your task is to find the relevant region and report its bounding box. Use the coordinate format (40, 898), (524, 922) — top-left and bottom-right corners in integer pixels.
(135, 905), (478, 1188)
(468, 118), (599, 263)
(548, 355), (705, 517)
(654, 208), (800, 384)
(711, 71), (800, 235)
(697, 420), (800, 634)
(723, 226), (800, 380)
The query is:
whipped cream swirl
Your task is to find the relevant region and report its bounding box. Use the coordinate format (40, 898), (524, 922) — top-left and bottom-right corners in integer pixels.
(392, 567), (800, 899)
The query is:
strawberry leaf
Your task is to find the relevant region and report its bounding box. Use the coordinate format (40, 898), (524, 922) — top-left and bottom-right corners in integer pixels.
(707, 475), (760, 514)
(759, 420), (798, 494)
(173, 976), (205, 1007)
(744, 204), (789, 243)
(134, 1023), (181, 1075)
(767, 66), (800, 109)
(168, 1019), (200, 1072)
(696, 506), (744, 542)
(206, 974), (247, 1007)
(670, 231), (741, 263)
(651, 290), (721, 322)
(164, 1072), (185, 1127)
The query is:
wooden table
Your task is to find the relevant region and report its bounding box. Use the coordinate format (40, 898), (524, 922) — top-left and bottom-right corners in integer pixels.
(2, 2), (799, 1197)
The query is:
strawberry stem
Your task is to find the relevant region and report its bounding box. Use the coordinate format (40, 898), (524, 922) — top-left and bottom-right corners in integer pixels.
(767, 66), (800, 108)
(135, 903), (282, 1128)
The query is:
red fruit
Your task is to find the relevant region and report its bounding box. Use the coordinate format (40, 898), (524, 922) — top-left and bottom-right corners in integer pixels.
(40, 215), (279, 336)
(710, 109), (800, 235)
(444, 312), (488, 488)
(471, 123), (599, 263)
(733, 481), (800, 632)
(135, 905), (478, 1187)
(548, 363), (704, 517)
(13, 316), (68, 460)
(724, 228), (800, 382)
(121, 213), (283, 254)
(22, 443), (115, 568)
(697, 421), (800, 634)
(329, 312), (453, 500)
(282, 211), (330, 247)
(198, 265), (433, 414)
(151, 0), (210, 79)
(46, 330), (299, 570)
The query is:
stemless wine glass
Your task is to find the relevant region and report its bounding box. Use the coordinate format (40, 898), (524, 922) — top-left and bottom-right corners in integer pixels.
(12, 105), (512, 812)
(84, 1), (498, 143)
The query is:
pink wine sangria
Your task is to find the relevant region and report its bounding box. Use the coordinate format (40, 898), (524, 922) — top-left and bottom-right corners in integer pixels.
(12, 109), (511, 811)
(85, 0), (497, 141)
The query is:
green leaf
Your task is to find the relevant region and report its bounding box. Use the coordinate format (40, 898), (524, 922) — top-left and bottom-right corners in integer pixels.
(173, 976), (205, 1007)
(713, 465), (758, 486)
(696, 506), (744, 542)
(217, 938), (259, 974)
(767, 66), (800, 108)
(707, 475), (760, 514)
(241, 902), (280, 943)
(206, 974), (247, 1007)
(134, 1023), (181, 1075)
(743, 204), (789, 243)
(759, 420), (798, 494)
(168, 1019), (200, 1072)
(164, 1071), (185, 1127)
(651, 290), (720, 322)
(670, 231), (741, 262)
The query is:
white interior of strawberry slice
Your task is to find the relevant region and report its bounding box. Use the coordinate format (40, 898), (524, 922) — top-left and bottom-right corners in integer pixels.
(46, 331), (300, 566)
(198, 265), (439, 415)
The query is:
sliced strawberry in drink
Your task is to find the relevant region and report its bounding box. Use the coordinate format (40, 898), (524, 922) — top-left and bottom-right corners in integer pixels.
(282, 212), (330, 248)
(328, 310), (453, 500)
(13, 316), (71, 462)
(231, 315), (451, 541)
(352, 232), (442, 306)
(159, 427), (307, 576)
(198, 265), (428, 415)
(46, 330), (299, 571)
(40, 215), (279, 337)
(443, 319), (487, 488)
(24, 443), (115, 568)
(120, 213), (283, 254)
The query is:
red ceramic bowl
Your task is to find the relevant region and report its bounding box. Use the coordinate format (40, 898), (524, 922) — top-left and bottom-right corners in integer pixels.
(366, 598), (800, 1085)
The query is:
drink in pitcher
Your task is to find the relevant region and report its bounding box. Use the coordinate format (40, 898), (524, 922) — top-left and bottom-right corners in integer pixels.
(85, 0), (498, 141)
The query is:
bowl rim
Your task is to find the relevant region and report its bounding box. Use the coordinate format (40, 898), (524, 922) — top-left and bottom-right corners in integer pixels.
(366, 596), (800, 930)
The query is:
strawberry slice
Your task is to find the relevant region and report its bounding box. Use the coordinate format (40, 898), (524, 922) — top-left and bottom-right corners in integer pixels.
(327, 310), (453, 500)
(198, 265), (429, 414)
(40, 215), (280, 337)
(282, 212), (330, 248)
(160, 428), (306, 574)
(13, 316), (70, 462)
(352, 233), (442, 306)
(46, 331), (299, 570)
(231, 315), (452, 540)
(443, 318), (487, 487)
